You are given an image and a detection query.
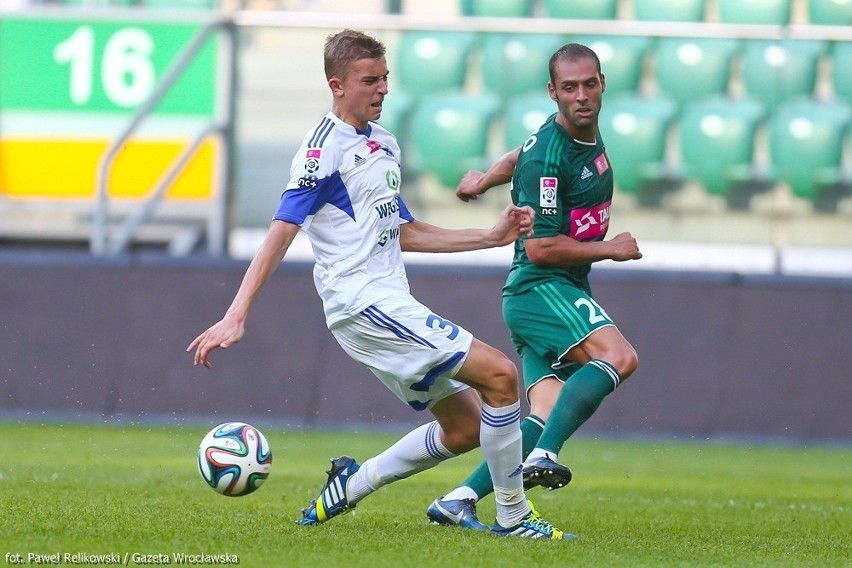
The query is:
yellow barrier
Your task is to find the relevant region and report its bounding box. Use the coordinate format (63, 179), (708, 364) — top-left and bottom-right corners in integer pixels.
(0, 138), (216, 200)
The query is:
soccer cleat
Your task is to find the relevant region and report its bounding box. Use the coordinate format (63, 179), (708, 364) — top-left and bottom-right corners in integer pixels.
(296, 456), (360, 526)
(426, 496), (490, 531)
(523, 455), (572, 490)
(492, 501), (576, 540)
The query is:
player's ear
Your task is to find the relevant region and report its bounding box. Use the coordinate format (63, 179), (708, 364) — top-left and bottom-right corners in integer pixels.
(328, 76), (344, 97)
(547, 82), (557, 101)
(600, 72), (606, 93)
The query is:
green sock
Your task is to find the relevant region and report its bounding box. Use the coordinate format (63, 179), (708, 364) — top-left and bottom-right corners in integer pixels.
(536, 359), (620, 456)
(463, 415), (545, 500)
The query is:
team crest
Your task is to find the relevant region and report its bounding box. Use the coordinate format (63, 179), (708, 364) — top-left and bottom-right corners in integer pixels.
(386, 169), (400, 192)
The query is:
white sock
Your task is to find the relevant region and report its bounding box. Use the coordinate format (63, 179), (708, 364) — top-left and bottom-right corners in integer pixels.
(347, 421), (455, 504)
(443, 486), (478, 502)
(524, 447), (556, 465)
(480, 401), (529, 527)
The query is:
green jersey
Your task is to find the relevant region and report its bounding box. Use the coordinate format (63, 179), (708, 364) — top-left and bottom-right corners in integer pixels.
(504, 113), (613, 296)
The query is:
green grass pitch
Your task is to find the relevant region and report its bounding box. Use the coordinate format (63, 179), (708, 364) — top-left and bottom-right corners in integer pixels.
(1, 421), (849, 567)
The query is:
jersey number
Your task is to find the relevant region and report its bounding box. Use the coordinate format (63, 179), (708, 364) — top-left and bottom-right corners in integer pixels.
(574, 297), (610, 324)
(426, 314), (459, 340)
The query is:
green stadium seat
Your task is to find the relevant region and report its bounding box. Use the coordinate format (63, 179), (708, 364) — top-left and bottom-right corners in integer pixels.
(632, 0), (706, 22)
(375, 91), (414, 144)
(543, 0), (618, 19)
(808, 0), (852, 25)
(741, 39), (828, 110)
(653, 37), (740, 105)
(480, 33), (567, 100)
(768, 99), (851, 209)
(598, 94), (678, 204)
(503, 90), (556, 149)
(718, 0), (791, 24)
(409, 92), (500, 187)
(574, 35), (652, 96)
(831, 41), (852, 102)
(460, 0), (534, 17)
(678, 96), (766, 205)
(143, 0), (216, 8)
(395, 31), (478, 96)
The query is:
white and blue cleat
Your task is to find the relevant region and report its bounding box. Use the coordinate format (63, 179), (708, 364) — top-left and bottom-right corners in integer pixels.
(426, 496), (491, 531)
(492, 501), (576, 540)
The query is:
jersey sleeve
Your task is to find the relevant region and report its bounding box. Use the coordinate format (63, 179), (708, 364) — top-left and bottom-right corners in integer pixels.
(398, 194), (415, 223)
(513, 157), (562, 239)
(274, 132), (351, 226)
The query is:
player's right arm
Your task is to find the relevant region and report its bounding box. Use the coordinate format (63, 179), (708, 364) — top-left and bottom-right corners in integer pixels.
(187, 219), (300, 368)
(526, 231), (642, 267)
(455, 147), (521, 202)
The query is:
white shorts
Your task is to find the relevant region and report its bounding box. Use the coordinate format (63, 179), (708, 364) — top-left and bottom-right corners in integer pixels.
(330, 293), (473, 411)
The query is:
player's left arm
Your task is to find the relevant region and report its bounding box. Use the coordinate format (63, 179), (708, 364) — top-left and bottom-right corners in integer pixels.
(455, 147), (520, 202)
(400, 204), (534, 253)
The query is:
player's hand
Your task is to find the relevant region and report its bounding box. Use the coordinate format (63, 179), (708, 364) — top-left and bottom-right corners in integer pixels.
(187, 316), (245, 369)
(607, 232), (642, 261)
(492, 205), (535, 246)
(456, 170), (487, 202)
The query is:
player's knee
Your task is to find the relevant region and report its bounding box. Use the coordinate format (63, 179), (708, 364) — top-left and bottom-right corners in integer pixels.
(479, 356), (519, 407)
(442, 421), (480, 454)
(612, 345), (638, 379)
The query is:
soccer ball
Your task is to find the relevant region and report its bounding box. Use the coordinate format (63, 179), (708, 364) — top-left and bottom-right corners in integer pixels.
(197, 422), (272, 496)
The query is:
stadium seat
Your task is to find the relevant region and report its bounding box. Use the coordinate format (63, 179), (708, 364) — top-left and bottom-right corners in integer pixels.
(142, 0), (216, 8)
(409, 92), (500, 187)
(503, 90), (556, 149)
(395, 31), (478, 96)
(741, 39), (828, 110)
(375, 91), (414, 145)
(598, 94), (678, 204)
(768, 99), (851, 209)
(678, 96), (766, 204)
(830, 41), (852, 102)
(459, 0), (534, 17)
(653, 37), (740, 105)
(573, 35), (652, 97)
(631, 0), (706, 22)
(480, 33), (567, 100)
(718, 0), (791, 25)
(543, 0), (618, 19)
(807, 0), (852, 25)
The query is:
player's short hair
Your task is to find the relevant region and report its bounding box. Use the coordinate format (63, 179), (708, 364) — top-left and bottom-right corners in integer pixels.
(324, 29), (386, 81)
(548, 43), (602, 83)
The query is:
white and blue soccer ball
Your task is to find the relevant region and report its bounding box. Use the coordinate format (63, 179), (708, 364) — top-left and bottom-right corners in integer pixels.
(197, 422), (272, 497)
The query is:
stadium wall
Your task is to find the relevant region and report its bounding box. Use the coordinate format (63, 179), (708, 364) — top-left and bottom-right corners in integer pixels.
(1, 253), (850, 443)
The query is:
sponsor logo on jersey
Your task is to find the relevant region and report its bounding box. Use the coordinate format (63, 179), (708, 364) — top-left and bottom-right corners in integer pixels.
(377, 227), (400, 247)
(569, 200), (611, 240)
(375, 196), (400, 219)
(540, 177), (558, 216)
(366, 140), (396, 158)
(581, 166), (593, 180)
(304, 149), (321, 174)
(354, 154), (366, 168)
(594, 153), (609, 175)
(297, 175), (317, 189)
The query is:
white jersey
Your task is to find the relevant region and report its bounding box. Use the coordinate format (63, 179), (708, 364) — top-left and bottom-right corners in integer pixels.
(274, 112), (414, 327)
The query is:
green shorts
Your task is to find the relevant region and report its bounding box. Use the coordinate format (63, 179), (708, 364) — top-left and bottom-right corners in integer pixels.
(503, 281), (614, 396)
